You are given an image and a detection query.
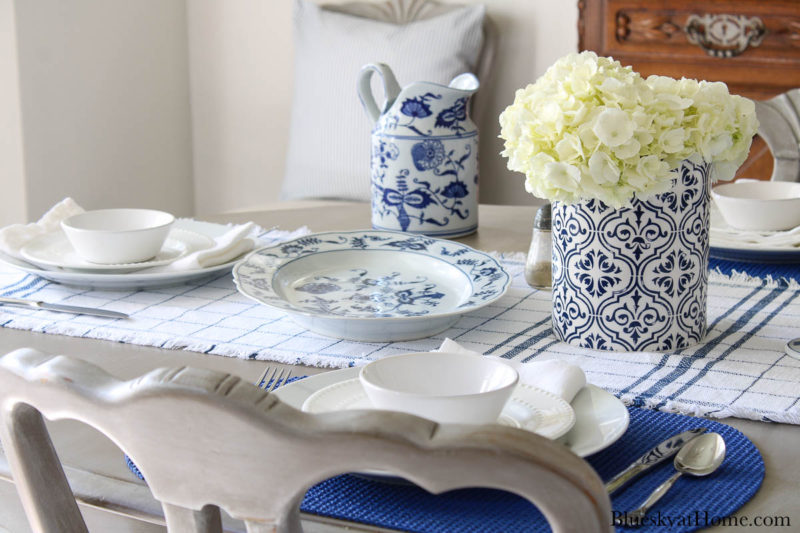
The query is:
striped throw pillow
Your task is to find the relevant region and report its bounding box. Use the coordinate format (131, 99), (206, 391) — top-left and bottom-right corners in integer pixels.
(280, 0), (485, 201)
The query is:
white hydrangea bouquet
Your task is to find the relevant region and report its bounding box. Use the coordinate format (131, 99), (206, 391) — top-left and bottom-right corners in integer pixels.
(502, 52), (760, 352)
(499, 51), (758, 208)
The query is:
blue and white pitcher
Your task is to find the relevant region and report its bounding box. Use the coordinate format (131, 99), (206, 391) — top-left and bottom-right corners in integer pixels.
(358, 63), (479, 238)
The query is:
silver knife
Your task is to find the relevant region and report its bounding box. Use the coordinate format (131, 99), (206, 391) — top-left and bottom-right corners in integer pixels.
(0, 296), (128, 319)
(605, 427), (707, 495)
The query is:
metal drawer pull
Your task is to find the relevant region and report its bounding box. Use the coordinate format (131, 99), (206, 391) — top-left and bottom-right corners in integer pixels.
(684, 14), (765, 58)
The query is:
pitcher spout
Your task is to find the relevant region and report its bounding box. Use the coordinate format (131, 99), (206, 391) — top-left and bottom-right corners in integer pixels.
(448, 72), (480, 94)
(400, 73), (479, 99)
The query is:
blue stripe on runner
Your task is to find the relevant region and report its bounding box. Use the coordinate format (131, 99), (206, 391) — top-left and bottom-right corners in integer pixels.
(787, 395), (800, 411)
(619, 281), (766, 405)
(654, 288), (800, 409)
(453, 291), (539, 341)
(630, 283), (784, 405)
(521, 339), (559, 363)
(485, 316), (550, 356)
(1, 275), (47, 297)
(617, 280), (767, 398)
(0, 276), (33, 296)
(500, 327), (553, 359)
(17, 281), (57, 300)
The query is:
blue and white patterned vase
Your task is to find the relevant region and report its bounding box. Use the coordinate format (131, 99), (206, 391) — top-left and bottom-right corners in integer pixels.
(551, 158), (711, 352)
(358, 63), (479, 238)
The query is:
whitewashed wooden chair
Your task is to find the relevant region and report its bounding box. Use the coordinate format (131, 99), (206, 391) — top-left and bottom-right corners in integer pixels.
(754, 88), (800, 182)
(0, 348), (611, 533)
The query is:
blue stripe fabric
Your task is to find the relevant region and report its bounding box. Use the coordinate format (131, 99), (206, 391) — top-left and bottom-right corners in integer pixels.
(630, 282), (779, 407)
(126, 403), (764, 533)
(1, 229), (799, 424)
(2, 275), (46, 298)
(617, 281), (767, 400)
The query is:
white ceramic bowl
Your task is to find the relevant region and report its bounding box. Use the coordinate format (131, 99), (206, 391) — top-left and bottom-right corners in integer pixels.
(359, 352), (519, 425)
(712, 181), (800, 231)
(61, 208), (174, 264)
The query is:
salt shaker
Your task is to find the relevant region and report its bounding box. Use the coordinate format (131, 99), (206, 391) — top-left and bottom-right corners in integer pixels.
(525, 203), (552, 289)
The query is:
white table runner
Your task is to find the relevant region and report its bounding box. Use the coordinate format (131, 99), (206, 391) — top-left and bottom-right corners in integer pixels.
(1, 227), (799, 424)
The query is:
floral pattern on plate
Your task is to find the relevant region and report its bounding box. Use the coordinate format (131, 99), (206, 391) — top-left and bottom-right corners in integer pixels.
(233, 230), (510, 341)
(292, 269), (447, 318)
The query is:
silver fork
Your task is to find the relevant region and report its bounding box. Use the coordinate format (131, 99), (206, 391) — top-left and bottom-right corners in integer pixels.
(255, 365), (292, 392)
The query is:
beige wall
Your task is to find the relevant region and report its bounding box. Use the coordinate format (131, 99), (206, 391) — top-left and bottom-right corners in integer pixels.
(472, 0), (579, 205)
(9, 0), (194, 223)
(188, 0), (579, 214)
(0, 0), (26, 227)
(2, 0), (577, 222)
(187, 0), (294, 216)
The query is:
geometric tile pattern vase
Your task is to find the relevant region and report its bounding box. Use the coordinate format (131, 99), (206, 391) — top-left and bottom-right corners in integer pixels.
(552, 158), (711, 352)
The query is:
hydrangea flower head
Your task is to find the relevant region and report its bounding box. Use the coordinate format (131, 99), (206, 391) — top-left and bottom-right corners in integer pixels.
(499, 51), (759, 207)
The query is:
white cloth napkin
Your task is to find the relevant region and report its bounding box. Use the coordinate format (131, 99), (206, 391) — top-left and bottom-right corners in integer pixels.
(437, 338), (587, 403)
(710, 225), (800, 249)
(0, 198), (84, 260)
(150, 222), (256, 272)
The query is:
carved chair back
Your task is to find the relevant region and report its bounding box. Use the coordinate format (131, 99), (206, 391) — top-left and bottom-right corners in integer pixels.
(0, 348), (611, 533)
(755, 89), (800, 182)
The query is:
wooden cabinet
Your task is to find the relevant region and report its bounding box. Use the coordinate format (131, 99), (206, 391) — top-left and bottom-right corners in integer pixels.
(578, 0), (800, 180)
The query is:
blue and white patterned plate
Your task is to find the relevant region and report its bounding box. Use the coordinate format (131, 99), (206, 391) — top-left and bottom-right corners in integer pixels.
(233, 230), (511, 341)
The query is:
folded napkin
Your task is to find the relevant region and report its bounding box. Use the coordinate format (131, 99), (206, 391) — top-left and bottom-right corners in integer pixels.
(149, 222), (256, 272)
(0, 198), (84, 260)
(710, 224), (800, 249)
(437, 338), (587, 403)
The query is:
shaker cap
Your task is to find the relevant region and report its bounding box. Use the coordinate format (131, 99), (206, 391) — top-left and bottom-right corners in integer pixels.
(533, 203), (552, 230)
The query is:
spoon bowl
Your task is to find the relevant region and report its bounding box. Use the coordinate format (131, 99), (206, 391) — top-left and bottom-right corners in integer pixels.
(675, 432), (727, 476)
(619, 433), (726, 527)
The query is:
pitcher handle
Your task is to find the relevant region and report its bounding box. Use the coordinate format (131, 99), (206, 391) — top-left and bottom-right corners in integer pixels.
(357, 63), (401, 123)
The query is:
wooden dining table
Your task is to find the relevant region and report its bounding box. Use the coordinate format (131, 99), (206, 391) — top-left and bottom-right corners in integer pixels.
(0, 201), (796, 532)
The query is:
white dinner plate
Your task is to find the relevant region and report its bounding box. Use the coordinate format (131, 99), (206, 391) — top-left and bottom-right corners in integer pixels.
(273, 367), (629, 458)
(710, 203), (800, 264)
(0, 220), (246, 290)
(302, 378), (576, 440)
(20, 228), (214, 273)
(233, 230), (511, 342)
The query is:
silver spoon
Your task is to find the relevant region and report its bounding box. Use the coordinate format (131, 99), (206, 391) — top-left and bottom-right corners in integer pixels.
(616, 432), (726, 527)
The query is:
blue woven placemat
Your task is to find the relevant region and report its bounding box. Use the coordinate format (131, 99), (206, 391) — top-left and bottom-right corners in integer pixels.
(126, 404), (763, 532)
(710, 257), (800, 282)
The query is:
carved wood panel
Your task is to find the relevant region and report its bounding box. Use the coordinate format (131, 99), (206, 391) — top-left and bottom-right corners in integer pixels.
(579, 0), (800, 181)
(613, 9), (800, 55)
